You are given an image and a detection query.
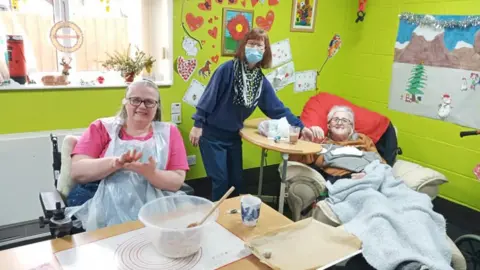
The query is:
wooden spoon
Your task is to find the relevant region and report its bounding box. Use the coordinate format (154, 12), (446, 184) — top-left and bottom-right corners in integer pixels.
(187, 186), (235, 228)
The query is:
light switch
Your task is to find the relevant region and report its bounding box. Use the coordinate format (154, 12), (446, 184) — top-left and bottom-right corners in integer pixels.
(171, 103), (181, 114)
(171, 113), (181, 124)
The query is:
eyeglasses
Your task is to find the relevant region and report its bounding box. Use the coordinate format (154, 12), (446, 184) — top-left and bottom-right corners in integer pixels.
(127, 97), (159, 108)
(329, 117), (352, 125)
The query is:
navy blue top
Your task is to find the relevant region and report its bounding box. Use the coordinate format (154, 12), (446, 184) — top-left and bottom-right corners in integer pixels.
(192, 60), (304, 135)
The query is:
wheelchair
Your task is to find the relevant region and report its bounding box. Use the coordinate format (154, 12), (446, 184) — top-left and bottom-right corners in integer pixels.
(38, 133), (194, 239)
(454, 130), (480, 270)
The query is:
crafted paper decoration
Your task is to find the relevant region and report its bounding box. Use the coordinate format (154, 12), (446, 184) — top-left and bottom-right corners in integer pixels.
(270, 39), (293, 68)
(266, 62), (295, 92)
(317, 34), (342, 76)
(388, 13), (480, 129)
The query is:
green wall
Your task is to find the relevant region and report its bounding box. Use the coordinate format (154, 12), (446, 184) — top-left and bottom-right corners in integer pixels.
(316, 0), (480, 211)
(0, 0), (479, 211)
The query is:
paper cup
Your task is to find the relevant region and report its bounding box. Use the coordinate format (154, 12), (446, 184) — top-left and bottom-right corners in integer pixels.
(241, 195), (261, 227)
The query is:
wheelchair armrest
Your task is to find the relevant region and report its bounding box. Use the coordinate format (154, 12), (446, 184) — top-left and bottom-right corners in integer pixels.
(180, 183), (194, 195)
(39, 190), (66, 220)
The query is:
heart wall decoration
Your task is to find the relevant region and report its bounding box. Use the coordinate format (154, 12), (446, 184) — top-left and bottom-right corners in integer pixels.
(185, 13), (204, 32)
(177, 56), (197, 82)
(256, 10), (274, 31)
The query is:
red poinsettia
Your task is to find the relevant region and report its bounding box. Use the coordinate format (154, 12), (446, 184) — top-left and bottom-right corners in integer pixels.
(227, 14), (250, 41)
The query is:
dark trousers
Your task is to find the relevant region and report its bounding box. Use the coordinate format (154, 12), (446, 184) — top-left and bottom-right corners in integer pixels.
(375, 122), (398, 166)
(199, 135), (244, 201)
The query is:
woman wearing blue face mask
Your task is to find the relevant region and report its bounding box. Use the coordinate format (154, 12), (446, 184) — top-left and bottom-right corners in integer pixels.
(189, 28), (315, 201)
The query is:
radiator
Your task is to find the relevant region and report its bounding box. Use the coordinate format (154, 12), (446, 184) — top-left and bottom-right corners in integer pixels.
(0, 128), (85, 230)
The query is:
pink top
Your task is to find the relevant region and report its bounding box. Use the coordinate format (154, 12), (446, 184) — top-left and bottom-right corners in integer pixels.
(72, 120), (190, 171)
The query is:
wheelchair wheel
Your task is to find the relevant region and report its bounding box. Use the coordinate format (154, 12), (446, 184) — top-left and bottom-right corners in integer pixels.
(455, 234), (480, 270)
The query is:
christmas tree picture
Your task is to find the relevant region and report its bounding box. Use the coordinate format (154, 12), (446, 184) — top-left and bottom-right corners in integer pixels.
(405, 62), (427, 103)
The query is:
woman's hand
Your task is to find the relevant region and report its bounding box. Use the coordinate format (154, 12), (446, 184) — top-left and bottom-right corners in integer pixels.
(301, 127), (314, 141)
(189, 127), (203, 147)
(112, 149), (142, 169)
(310, 126), (325, 139)
(123, 156), (157, 178)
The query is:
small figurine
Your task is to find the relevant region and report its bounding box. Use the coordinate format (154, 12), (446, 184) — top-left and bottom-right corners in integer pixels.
(60, 56), (72, 77)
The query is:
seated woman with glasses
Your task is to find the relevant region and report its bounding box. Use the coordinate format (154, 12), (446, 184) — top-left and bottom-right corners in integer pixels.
(66, 79), (189, 231)
(291, 105), (385, 184)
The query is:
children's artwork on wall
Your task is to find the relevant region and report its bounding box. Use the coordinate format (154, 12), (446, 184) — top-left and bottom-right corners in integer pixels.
(270, 39), (292, 68)
(388, 13), (480, 128)
(221, 8), (254, 56)
(265, 61), (295, 92)
(186, 13), (204, 32)
(473, 164), (480, 181)
(182, 36), (199, 57)
(176, 56), (197, 82)
(290, 0), (318, 32)
(318, 34), (342, 76)
(198, 60), (213, 79)
(294, 70), (317, 92)
(198, 0), (213, 11)
(256, 10), (275, 32)
(208, 27), (218, 39)
(183, 79), (206, 108)
(181, 0), (203, 49)
(211, 54), (220, 63)
(268, 0), (279, 6)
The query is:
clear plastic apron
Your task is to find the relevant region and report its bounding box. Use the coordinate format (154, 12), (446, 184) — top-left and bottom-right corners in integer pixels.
(65, 117), (184, 231)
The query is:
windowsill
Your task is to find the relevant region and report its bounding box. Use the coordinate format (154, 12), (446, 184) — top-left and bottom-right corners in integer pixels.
(0, 80), (173, 91)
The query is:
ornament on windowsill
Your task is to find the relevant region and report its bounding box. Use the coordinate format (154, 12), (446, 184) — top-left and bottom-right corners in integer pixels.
(97, 76), (105, 84)
(60, 56), (72, 77)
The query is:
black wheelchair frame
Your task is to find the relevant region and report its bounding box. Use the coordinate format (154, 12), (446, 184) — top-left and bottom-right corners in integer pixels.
(38, 134), (195, 239)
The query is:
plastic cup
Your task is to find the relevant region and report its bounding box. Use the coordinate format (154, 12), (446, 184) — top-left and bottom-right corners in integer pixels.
(241, 195), (262, 227)
(290, 126), (301, 144)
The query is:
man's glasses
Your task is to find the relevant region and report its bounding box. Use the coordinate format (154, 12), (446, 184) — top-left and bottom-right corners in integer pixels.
(329, 117), (352, 125)
(127, 97), (158, 108)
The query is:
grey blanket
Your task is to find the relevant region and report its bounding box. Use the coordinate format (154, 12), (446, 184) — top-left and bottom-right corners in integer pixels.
(326, 160), (453, 270)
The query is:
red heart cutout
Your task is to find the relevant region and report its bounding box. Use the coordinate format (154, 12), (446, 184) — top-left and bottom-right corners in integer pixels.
(186, 13), (204, 32)
(256, 10), (275, 31)
(177, 56), (197, 81)
(228, 0), (238, 4)
(211, 55), (219, 63)
(214, 16), (219, 20)
(198, 0), (212, 11)
(241, 0), (246, 7)
(208, 27), (218, 39)
(201, 40), (206, 45)
(268, 0), (279, 5)
(208, 18), (213, 23)
(251, 0), (259, 7)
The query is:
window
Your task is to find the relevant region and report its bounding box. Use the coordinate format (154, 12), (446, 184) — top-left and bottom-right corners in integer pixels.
(0, 0), (173, 89)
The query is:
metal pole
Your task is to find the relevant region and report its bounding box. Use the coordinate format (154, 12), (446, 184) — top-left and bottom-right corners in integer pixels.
(278, 153), (289, 214)
(257, 148), (266, 196)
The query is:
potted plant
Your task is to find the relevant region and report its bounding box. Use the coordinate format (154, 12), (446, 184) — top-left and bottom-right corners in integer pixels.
(101, 44), (156, 83)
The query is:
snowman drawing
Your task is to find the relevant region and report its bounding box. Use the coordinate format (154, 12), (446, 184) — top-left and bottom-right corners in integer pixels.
(461, 77), (468, 91)
(438, 94), (452, 120)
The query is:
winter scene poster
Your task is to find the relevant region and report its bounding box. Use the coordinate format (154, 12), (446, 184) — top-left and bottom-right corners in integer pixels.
(388, 13), (480, 129)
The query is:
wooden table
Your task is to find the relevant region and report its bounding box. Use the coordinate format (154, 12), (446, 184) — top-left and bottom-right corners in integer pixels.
(0, 197), (292, 270)
(240, 118), (323, 214)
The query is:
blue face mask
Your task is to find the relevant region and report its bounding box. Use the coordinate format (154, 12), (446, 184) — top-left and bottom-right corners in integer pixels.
(245, 47), (264, 65)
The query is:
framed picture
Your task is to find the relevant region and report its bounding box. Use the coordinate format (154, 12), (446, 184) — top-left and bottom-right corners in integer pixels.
(221, 8), (254, 56)
(290, 0), (318, 32)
